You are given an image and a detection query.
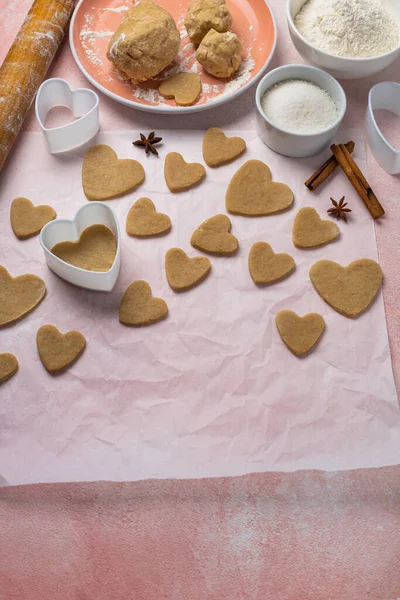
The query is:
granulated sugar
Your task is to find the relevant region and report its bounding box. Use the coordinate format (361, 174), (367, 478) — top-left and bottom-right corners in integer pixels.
(261, 79), (338, 134)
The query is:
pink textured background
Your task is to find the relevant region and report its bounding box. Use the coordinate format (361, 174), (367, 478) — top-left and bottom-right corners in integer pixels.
(0, 1), (399, 598)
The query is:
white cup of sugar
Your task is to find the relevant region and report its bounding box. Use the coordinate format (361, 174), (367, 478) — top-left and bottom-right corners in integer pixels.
(255, 64), (347, 158)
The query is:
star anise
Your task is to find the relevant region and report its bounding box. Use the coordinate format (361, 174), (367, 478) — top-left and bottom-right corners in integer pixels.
(327, 196), (351, 222)
(133, 131), (162, 156)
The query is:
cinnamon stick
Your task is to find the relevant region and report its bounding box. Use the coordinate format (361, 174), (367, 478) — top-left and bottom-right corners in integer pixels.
(305, 141), (355, 191)
(330, 144), (385, 219)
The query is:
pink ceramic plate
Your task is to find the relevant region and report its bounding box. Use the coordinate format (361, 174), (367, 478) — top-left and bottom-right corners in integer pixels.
(70, 0), (277, 114)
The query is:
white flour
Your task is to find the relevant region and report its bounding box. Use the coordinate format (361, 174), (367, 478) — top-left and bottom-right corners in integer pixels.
(294, 0), (399, 58)
(81, 30), (114, 39)
(222, 55), (255, 95)
(261, 79), (338, 133)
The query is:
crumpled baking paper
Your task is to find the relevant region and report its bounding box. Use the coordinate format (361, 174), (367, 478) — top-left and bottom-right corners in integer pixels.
(0, 130), (399, 485)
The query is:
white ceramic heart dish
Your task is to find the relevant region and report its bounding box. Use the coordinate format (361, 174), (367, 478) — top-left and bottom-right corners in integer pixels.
(35, 78), (100, 154)
(40, 203), (121, 292)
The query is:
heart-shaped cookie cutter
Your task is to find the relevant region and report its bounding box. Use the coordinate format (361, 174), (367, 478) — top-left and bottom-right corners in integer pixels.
(40, 203), (121, 292)
(366, 82), (400, 175)
(35, 78), (100, 153)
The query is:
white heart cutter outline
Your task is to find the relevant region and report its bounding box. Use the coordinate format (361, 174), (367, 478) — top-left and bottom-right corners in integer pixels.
(35, 78), (100, 154)
(40, 202), (121, 292)
(366, 82), (400, 175)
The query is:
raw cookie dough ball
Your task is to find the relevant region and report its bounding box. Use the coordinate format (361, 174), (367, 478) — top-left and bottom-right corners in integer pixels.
(196, 29), (242, 78)
(106, 0), (180, 83)
(184, 0), (233, 44)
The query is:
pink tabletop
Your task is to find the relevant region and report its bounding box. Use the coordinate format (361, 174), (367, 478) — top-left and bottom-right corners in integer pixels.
(0, 1), (399, 598)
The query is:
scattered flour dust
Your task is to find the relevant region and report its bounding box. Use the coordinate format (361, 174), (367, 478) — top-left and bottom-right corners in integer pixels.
(222, 54), (255, 96)
(102, 5), (128, 12)
(81, 30), (114, 39)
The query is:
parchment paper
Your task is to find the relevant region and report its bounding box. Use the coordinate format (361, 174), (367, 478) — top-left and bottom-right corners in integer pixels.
(0, 130), (399, 486)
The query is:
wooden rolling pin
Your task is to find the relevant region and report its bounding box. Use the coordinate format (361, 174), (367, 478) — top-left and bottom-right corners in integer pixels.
(0, 0), (74, 172)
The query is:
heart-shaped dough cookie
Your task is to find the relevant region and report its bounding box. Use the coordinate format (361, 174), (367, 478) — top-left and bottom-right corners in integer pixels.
(37, 325), (86, 373)
(226, 160), (294, 216)
(51, 224), (117, 272)
(293, 207), (340, 248)
(190, 214), (238, 255)
(126, 198), (171, 237)
(0, 353), (18, 383)
(159, 73), (202, 106)
(82, 144), (145, 201)
(249, 242), (295, 285)
(309, 259), (383, 318)
(276, 310), (325, 357)
(202, 128), (246, 167)
(164, 152), (206, 193)
(11, 197), (56, 239)
(0, 266), (46, 327)
(165, 248), (211, 291)
(119, 280), (168, 326)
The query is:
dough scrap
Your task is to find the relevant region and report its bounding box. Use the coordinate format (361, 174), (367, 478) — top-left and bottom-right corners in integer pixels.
(309, 259), (383, 318)
(51, 224), (117, 272)
(37, 325), (86, 374)
(202, 128), (246, 167)
(249, 242), (295, 285)
(292, 207), (340, 248)
(165, 248), (211, 291)
(0, 266), (46, 327)
(106, 0), (180, 82)
(191, 214), (238, 255)
(226, 160), (294, 216)
(11, 197), (56, 239)
(276, 310), (325, 357)
(0, 353), (18, 384)
(184, 0), (232, 44)
(164, 152), (206, 192)
(126, 198), (171, 237)
(196, 29), (242, 78)
(119, 280), (168, 326)
(82, 144), (145, 201)
(159, 73), (202, 106)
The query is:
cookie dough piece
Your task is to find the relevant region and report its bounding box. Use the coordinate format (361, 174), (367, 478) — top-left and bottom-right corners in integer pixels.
(165, 248), (211, 291)
(106, 0), (180, 82)
(309, 259), (383, 318)
(226, 160), (294, 216)
(11, 197), (56, 240)
(82, 145), (144, 201)
(0, 353), (18, 384)
(249, 242), (295, 285)
(164, 152), (206, 192)
(292, 207), (340, 248)
(184, 0), (233, 44)
(202, 128), (246, 167)
(191, 214), (238, 255)
(196, 29), (242, 78)
(0, 266), (46, 327)
(119, 280), (168, 326)
(51, 224), (117, 272)
(126, 198), (171, 237)
(159, 73), (202, 106)
(276, 310), (325, 357)
(37, 325), (86, 374)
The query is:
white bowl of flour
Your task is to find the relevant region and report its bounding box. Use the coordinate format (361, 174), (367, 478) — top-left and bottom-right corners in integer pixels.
(287, 0), (400, 79)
